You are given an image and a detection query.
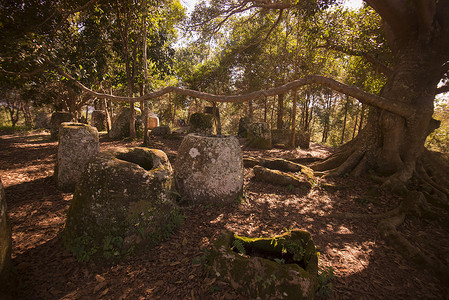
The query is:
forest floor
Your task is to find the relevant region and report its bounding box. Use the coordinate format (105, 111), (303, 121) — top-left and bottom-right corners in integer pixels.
(1, 130), (448, 299)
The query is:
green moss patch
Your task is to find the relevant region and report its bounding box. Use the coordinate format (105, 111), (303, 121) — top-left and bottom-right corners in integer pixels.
(209, 229), (318, 299)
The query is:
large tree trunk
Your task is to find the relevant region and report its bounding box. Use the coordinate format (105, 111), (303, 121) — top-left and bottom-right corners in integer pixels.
(312, 45), (441, 181)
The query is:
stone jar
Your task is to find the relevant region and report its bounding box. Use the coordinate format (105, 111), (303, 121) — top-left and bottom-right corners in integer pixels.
(91, 110), (106, 131)
(208, 229), (318, 300)
(247, 122), (272, 149)
(63, 147), (179, 261)
(174, 134), (243, 205)
(55, 122), (99, 192)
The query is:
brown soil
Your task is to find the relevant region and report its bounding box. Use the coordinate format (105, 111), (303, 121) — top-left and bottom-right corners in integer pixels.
(1, 130), (448, 299)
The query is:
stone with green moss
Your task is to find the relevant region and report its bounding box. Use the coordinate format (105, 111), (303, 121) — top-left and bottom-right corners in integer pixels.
(63, 147), (180, 261)
(247, 122), (272, 149)
(208, 229), (318, 299)
(253, 165), (313, 189)
(0, 179), (11, 282)
(188, 112), (216, 135)
(260, 158), (315, 182)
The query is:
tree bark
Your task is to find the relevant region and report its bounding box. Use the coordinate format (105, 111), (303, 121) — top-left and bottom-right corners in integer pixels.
(340, 95), (349, 144)
(290, 89), (297, 148)
(276, 93), (284, 129)
(312, 43), (442, 180)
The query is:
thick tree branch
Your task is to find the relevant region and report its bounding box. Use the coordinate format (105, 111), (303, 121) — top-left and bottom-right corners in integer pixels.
(411, 0), (436, 34)
(320, 40), (392, 76)
(54, 64), (416, 119)
(364, 0), (410, 37)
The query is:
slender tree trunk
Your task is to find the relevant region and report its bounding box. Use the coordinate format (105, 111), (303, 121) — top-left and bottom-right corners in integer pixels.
(142, 3), (149, 146)
(249, 100), (253, 121)
(340, 95), (349, 144)
(352, 106), (359, 139)
(358, 104), (365, 134)
(276, 93), (284, 129)
(104, 99), (111, 132)
(263, 97), (267, 122)
(290, 89), (297, 148)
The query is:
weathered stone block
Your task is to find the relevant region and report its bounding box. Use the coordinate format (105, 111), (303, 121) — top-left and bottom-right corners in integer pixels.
(247, 122), (272, 149)
(175, 134), (243, 204)
(151, 125), (171, 136)
(0, 179), (11, 282)
(188, 112), (216, 135)
(209, 229), (318, 299)
(50, 112), (73, 140)
(55, 122), (99, 192)
(109, 108), (142, 139)
(63, 147), (179, 261)
(91, 110), (106, 131)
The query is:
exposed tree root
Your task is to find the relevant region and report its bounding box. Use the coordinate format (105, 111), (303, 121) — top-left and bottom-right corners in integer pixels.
(325, 149), (449, 281)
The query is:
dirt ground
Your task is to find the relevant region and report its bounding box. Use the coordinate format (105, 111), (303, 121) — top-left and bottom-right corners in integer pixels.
(1, 130), (448, 299)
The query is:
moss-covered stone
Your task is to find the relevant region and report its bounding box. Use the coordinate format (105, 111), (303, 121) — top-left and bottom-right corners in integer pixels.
(253, 166), (313, 189)
(209, 229), (318, 299)
(247, 122), (272, 149)
(63, 147), (180, 261)
(188, 112), (216, 135)
(0, 178), (11, 282)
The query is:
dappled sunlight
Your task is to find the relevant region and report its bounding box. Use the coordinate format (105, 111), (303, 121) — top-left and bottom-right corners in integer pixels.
(0, 132), (446, 298)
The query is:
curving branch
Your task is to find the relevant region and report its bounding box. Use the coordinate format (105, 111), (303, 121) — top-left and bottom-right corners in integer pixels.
(54, 64), (416, 119)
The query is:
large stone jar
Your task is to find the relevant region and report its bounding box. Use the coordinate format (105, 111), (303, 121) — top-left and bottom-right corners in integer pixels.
(0, 179), (11, 282)
(209, 229), (318, 300)
(55, 122), (99, 192)
(174, 134), (243, 205)
(63, 147), (179, 261)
